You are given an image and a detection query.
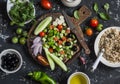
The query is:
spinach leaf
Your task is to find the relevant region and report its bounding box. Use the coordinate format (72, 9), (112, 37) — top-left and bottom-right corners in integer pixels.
(104, 3), (110, 12)
(93, 3), (99, 13)
(99, 12), (110, 20)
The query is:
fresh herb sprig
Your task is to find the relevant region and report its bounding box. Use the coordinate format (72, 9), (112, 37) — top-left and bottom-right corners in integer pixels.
(9, 0), (35, 26)
(93, 3), (99, 13)
(93, 2), (110, 21)
(104, 3), (110, 12)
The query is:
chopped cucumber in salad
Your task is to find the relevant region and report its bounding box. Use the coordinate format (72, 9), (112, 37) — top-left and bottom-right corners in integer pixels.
(40, 15), (78, 62)
(33, 15), (78, 71)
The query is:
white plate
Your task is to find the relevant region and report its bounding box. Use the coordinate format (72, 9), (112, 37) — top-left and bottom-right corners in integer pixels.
(94, 26), (120, 67)
(6, 0), (35, 24)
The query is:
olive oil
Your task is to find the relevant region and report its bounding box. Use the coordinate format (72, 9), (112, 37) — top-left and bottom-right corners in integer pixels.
(70, 74), (87, 84)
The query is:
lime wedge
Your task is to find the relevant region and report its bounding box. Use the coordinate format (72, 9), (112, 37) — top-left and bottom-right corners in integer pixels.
(34, 16), (52, 35)
(74, 10), (80, 19)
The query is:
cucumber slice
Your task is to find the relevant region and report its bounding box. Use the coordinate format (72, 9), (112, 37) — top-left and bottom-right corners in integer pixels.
(74, 10), (80, 19)
(44, 47), (55, 70)
(49, 53), (67, 71)
(44, 47), (67, 71)
(34, 17), (52, 35)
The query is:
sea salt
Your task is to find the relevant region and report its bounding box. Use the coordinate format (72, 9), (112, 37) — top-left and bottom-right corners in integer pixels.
(0, 33), (9, 42)
(114, 14), (120, 22)
(116, 0), (120, 8)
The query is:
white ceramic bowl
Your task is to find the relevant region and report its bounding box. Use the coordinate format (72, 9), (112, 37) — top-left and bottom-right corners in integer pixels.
(61, 0), (81, 7)
(6, 0), (35, 24)
(94, 26), (120, 67)
(0, 49), (23, 74)
(67, 72), (90, 84)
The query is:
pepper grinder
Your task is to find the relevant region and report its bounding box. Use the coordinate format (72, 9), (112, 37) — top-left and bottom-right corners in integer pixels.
(61, 0), (81, 7)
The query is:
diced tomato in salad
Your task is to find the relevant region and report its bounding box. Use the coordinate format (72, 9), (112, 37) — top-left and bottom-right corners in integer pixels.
(39, 31), (45, 37)
(48, 48), (53, 53)
(57, 24), (63, 31)
(49, 25), (54, 29)
(66, 28), (71, 34)
(61, 36), (67, 42)
(54, 37), (59, 41)
(58, 40), (63, 45)
(60, 50), (65, 55)
(39, 15), (78, 61)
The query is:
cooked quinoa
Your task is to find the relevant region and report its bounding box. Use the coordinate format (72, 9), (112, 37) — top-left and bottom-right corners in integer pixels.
(99, 28), (120, 62)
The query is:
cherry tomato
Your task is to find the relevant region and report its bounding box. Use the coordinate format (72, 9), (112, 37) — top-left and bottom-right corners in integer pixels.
(60, 50), (65, 55)
(41, 0), (52, 10)
(66, 28), (71, 34)
(85, 28), (93, 36)
(58, 40), (63, 45)
(90, 18), (99, 28)
(54, 37), (59, 41)
(57, 24), (63, 31)
(39, 32), (45, 37)
(37, 55), (49, 66)
(61, 36), (67, 41)
(48, 48), (53, 53)
(49, 25), (54, 29)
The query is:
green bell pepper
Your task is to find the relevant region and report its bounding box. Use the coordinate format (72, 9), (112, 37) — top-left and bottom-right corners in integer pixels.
(28, 71), (56, 84)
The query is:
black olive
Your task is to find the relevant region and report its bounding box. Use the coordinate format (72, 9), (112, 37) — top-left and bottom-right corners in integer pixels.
(15, 58), (19, 63)
(67, 33), (73, 38)
(11, 60), (15, 65)
(8, 56), (12, 60)
(12, 54), (17, 58)
(65, 42), (71, 46)
(1, 55), (6, 60)
(13, 64), (17, 67)
(7, 65), (11, 68)
(1, 53), (20, 71)
(6, 53), (11, 57)
(71, 46), (77, 51)
(9, 67), (15, 71)
(2, 64), (7, 69)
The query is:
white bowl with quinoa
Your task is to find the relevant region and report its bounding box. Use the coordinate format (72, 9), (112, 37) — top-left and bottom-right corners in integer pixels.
(94, 26), (120, 67)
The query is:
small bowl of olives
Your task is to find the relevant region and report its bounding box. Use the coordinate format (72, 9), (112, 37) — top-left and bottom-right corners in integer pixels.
(0, 49), (23, 74)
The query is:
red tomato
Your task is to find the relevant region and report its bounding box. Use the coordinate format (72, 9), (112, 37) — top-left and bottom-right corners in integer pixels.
(58, 40), (63, 45)
(48, 48), (53, 53)
(37, 55), (49, 66)
(90, 18), (99, 28)
(60, 50), (65, 55)
(54, 37), (59, 41)
(57, 24), (63, 31)
(66, 28), (70, 34)
(61, 36), (67, 41)
(49, 25), (54, 29)
(85, 28), (93, 36)
(41, 0), (52, 10)
(39, 32), (45, 37)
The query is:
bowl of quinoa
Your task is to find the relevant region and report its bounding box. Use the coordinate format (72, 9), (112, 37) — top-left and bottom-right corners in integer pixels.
(94, 26), (120, 67)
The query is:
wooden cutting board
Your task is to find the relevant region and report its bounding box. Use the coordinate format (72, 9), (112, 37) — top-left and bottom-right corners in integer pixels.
(27, 5), (91, 66)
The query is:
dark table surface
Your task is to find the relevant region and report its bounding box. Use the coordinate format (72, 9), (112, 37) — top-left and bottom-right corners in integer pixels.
(0, 0), (120, 84)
